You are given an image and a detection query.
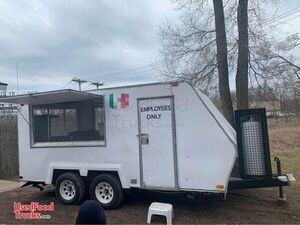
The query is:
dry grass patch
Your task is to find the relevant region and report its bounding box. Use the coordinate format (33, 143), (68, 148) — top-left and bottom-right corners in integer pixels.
(269, 121), (300, 187)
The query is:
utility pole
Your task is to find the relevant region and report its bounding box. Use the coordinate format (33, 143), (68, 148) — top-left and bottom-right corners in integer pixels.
(90, 81), (104, 89)
(71, 78), (87, 91)
(16, 62), (19, 95)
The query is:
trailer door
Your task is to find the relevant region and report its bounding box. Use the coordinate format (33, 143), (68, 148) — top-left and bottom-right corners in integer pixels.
(138, 97), (178, 189)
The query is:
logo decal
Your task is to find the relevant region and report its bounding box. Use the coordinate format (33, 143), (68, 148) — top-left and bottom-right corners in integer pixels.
(13, 202), (54, 220)
(109, 94), (129, 109)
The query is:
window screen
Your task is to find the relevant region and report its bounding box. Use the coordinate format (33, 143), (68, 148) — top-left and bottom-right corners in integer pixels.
(32, 98), (105, 143)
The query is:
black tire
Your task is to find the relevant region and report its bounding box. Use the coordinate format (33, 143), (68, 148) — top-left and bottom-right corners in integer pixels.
(89, 174), (124, 209)
(55, 172), (86, 205)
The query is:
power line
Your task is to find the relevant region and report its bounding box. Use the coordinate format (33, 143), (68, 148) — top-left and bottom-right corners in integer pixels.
(61, 80), (73, 89)
(84, 61), (164, 79)
(265, 6), (300, 24)
(99, 66), (160, 79)
(59, 61), (163, 90)
(97, 61), (163, 77)
(273, 13), (300, 26)
(100, 69), (159, 81)
(100, 63), (204, 82)
(64, 82), (78, 90)
(96, 67), (163, 82)
(261, 6), (300, 25)
(86, 64), (164, 83)
(101, 74), (154, 82)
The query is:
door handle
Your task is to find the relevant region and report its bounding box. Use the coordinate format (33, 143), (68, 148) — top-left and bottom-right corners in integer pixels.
(137, 133), (149, 145)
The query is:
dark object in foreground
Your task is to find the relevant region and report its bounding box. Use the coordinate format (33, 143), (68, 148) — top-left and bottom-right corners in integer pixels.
(76, 200), (106, 224)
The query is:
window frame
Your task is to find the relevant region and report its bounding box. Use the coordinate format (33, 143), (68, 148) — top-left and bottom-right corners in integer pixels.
(29, 98), (106, 148)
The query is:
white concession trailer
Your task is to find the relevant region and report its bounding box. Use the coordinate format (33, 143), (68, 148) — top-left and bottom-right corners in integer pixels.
(0, 81), (294, 208)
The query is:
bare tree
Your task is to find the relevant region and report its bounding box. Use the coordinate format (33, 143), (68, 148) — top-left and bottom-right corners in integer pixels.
(160, 0), (234, 124)
(160, 1), (218, 91)
(236, 0), (249, 109)
(248, 32), (300, 99)
(212, 0), (234, 124)
(160, 0), (300, 117)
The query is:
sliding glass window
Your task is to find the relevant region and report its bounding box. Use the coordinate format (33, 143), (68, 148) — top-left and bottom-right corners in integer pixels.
(31, 98), (105, 143)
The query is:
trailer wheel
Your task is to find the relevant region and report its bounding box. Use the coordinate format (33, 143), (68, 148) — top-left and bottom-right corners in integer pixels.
(89, 174), (124, 209)
(55, 173), (86, 205)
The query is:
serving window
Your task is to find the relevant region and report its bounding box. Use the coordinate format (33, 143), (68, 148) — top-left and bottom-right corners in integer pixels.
(31, 98), (105, 144)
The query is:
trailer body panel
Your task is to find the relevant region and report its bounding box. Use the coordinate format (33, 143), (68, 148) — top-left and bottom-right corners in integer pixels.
(10, 82), (237, 193)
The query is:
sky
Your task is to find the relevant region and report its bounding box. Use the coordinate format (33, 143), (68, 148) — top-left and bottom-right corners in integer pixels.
(0, 0), (299, 93)
(0, 0), (177, 93)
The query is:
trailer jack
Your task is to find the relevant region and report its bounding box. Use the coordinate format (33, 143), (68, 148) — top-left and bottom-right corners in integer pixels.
(273, 157), (297, 202)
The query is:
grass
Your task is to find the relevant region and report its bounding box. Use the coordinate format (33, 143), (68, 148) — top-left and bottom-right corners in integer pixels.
(268, 120), (300, 188)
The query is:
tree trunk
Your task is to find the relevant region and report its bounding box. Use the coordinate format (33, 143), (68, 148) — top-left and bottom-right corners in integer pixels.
(212, 0), (234, 125)
(236, 0), (249, 109)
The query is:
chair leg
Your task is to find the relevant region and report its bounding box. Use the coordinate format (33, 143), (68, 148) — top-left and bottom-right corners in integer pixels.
(166, 212), (172, 225)
(147, 212), (152, 224)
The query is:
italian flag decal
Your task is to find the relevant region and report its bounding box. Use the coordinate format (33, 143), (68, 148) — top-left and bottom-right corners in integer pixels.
(109, 94), (129, 109)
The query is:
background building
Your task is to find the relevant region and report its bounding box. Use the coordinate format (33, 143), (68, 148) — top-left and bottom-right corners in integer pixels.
(0, 82), (8, 96)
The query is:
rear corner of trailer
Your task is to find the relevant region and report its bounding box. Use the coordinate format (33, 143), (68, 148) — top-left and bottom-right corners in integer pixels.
(17, 104), (35, 185)
(171, 81), (237, 194)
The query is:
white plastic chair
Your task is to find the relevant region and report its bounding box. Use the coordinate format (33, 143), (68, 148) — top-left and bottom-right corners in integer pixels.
(147, 202), (174, 225)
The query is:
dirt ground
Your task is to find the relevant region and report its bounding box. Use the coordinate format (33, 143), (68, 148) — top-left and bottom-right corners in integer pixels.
(0, 121), (299, 224)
